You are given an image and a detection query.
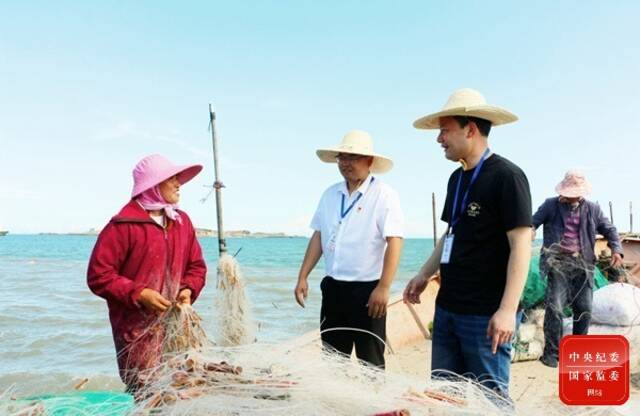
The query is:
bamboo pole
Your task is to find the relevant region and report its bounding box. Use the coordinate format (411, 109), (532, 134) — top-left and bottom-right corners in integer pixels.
(609, 201), (614, 225)
(431, 192), (437, 248)
(209, 104), (227, 255)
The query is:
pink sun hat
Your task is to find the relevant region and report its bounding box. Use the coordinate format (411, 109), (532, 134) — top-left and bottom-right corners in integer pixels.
(555, 169), (592, 198)
(131, 154), (203, 198)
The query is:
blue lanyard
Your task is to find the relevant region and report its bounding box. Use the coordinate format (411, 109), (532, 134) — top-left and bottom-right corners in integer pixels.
(341, 177), (374, 220)
(449, 149), (490, 232)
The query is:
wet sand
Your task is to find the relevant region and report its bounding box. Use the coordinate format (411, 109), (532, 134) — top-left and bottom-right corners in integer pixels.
(386, 340), (640, 415)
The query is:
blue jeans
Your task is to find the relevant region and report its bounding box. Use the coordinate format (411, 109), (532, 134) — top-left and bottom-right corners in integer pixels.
(431, 305), (522, 402)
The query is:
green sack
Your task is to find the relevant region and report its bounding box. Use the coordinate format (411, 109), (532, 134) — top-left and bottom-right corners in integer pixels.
(21, 391), (134, 416)
(520, 254), (609, 310)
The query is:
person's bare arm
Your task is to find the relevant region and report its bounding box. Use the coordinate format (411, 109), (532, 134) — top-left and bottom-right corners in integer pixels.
(486, 226), (531, 353)
(402, 233), (446, 304)
(294, 231), (323, 307)
(368, 237), (403, 318)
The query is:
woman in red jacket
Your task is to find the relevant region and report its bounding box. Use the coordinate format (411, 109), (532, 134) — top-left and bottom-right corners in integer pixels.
(87, 154), (207, 393)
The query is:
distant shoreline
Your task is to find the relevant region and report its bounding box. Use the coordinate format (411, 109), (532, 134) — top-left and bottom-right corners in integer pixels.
(9, 233), (441, 239)
(34, 228), (304, 238)
(195, 229), (304, 238)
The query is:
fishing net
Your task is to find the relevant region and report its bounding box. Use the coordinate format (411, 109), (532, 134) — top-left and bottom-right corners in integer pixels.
(215, 253), (255, 346)
(2, 300), (514, 415)
(530, 244), (640, 360)
(5, 249), (640, 415)
(514, 244), (640, 365)
(127, 304), (516, 415)
(520, 253), (609, 311)
(4, 302), (638, 415)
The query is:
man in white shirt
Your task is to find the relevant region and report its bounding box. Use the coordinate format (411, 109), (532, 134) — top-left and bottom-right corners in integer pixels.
(294, 130), (404, 368)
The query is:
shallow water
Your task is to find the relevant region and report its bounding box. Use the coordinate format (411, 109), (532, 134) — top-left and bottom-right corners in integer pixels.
(0, 235), (434, 395)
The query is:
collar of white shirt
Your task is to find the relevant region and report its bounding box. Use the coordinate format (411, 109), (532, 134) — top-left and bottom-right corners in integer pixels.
(338, 174), (374, 197)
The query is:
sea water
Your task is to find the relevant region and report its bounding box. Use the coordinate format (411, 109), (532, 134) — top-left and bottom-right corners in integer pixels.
(0, 235), (434, 395)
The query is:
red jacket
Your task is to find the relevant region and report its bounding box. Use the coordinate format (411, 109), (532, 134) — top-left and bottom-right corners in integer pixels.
(87, 200), (207, 388)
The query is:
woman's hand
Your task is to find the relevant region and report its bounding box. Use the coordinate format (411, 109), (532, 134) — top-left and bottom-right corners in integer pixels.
(177, 288), (192, 305)
(138, 288), (171, 313)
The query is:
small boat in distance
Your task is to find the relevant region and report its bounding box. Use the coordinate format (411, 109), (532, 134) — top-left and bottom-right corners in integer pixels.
(0, 230), (8, 236)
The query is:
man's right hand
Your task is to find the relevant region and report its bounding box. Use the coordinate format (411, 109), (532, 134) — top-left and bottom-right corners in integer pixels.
(138, 288), (171, 313)
(294, 278), (309, 308)
(403, 274), (429, 304)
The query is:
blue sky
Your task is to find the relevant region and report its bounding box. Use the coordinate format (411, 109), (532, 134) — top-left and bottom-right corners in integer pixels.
(1, 1), (638, 236)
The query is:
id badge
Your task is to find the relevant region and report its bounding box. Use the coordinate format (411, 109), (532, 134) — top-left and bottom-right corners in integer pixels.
(327, 222), (341, 252)
(441, 234), (454, 264)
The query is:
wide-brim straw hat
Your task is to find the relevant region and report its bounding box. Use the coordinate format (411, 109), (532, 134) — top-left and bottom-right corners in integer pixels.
(316, 130), (393, 174)
(555, 169), (592, 198)
(131, 154), (203, 198)
(413, 88), (518, 130)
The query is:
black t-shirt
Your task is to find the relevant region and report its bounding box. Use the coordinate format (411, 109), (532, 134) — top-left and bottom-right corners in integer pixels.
(438, 153), (532, 315)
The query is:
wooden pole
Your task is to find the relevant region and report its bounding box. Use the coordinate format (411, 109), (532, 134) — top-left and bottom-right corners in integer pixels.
(431, 192), (437, 248)
(209, 104), (227, 255)
(609, 201), (614, 225)
(630, 201), (634, 233)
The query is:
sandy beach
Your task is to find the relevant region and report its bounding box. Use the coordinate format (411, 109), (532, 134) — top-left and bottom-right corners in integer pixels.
(387, 340), (640, 415)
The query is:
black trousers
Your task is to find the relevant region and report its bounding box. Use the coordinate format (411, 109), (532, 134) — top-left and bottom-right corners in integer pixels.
(543, 253), (593, 360)
(319, 276), (386, 368)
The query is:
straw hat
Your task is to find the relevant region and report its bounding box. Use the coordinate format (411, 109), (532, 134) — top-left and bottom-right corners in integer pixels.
(555, 170), (592, 198)
(131, 154), (203, 198)
(413, 88), (518, 130)
(316, 130), (393, 174)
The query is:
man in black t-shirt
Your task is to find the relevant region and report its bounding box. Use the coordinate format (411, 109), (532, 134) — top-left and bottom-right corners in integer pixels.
(403, 88), (532, 404)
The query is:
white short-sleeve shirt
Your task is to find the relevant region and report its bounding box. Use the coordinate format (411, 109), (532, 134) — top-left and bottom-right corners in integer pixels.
(310, 175), (404, 282)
